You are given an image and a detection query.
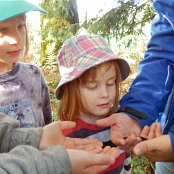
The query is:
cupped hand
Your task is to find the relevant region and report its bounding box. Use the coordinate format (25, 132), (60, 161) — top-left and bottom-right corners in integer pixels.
(68, 147), (118, 174)
(97, 113), (141, 151)
(39, 121), (103, 151)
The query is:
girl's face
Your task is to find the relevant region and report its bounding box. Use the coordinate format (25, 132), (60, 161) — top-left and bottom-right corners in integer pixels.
(0, 15), (27, 72)
(79, 63), (117, 124)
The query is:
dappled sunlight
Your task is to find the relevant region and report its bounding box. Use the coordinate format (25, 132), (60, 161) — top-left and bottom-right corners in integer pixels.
(0, 36), (18, 45)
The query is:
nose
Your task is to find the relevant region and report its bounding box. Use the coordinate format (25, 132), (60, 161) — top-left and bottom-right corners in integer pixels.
(8, 30), (22, 45)
(99, 85), (109, 98)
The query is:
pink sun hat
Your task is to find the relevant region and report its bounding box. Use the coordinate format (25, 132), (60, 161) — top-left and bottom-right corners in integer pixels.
(56, 35), (130, 99)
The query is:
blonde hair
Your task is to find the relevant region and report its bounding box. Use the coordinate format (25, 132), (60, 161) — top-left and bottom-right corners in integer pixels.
(58, 60), (121, 121)
(23, 14), (29, 59)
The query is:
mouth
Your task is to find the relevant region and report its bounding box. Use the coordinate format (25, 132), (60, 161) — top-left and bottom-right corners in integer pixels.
(7, 49), (21, 57)
(97, 103), (110, 109)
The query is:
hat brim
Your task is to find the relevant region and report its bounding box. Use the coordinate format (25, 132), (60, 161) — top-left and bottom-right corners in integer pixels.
(0, 0), (46, 22)
(56, 50), (130, 99)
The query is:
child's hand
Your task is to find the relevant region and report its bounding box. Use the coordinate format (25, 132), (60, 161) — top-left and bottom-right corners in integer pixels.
(63, 136), (103, 151)
(39, 121), (103, 151)
(67, 149), (116, 174)
(139, 123), (162, 141)
(68, 146), (119, 174)
(99, 146), (119, 159)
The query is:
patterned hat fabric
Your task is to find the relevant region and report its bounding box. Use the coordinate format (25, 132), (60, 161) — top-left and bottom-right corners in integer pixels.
(56, 35), (130, 99)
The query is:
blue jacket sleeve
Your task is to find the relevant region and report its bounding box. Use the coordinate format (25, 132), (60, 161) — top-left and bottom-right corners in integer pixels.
(168, 132), (174, 156)
(120, 0), (174, 127)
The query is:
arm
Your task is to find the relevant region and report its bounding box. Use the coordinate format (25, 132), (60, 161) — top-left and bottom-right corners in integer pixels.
(0, 145), (117, 174)
(97, 0), (174, 150)
(40, 68), (52, 124)
(0, 145), (71, 174)
(0, 112), (41, 152)
(0, 113), (119, 173)
(0, 113), (104, 153)
(120, 0), (174, 127)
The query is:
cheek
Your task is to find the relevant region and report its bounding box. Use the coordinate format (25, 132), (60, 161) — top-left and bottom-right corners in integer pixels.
(19, 29), (27, 45)
(0, 43), (7, 57)
(80, 89), (95, 107)
(0, 37), (8, 46)
(109, 87), (117, 99)
(80, 91), (90, 105)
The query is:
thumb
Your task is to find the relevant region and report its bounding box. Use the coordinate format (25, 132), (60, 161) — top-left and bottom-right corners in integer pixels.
(97, 115), (116, 127)
(60, 121), (76, 130)
(133, 139), (156, 156)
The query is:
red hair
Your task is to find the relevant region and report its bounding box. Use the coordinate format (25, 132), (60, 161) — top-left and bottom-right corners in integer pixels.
(58, 60), (121, 121)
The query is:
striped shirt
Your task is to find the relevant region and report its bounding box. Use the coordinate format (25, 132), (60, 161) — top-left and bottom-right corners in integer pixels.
(63, 119), (131, 174)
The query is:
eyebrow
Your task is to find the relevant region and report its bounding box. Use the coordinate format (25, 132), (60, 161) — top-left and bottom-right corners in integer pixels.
(87, 76), (116, 83)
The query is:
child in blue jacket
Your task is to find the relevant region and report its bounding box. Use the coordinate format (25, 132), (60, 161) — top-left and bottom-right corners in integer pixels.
(97, 0), (174, 173)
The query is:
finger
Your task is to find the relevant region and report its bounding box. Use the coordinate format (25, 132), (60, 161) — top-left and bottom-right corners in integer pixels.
(75, 141), (103, 152)
(133, 142), (148, 156)
(88, 153), (116, 173)
(107, 147), (119, 159)
(88, 147), (103, 154)
(110, 125), (126, 146)
(148, 123), (157, 139)
(123, 135), (139, 152)
(86, 153), (115, 173)
(140, 125), (150, 138)
(60, 121), (76, 130)
(155, 123), (162, 137)
(82, 143), (103, 152)
(74, 138), (103, 146)
(75, 144), (100, 151)
(102, 146), (111, 153)
(84, 146), (101, 152)
(96, 115), (117, 127)
(87, 153), (115, 166)
(68, 150), (115, 174)
(133, 138), (158, 156)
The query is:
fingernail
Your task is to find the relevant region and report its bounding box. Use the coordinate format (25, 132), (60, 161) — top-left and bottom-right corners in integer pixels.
(108, 157), (115, 164)
(134, 148), (141, 156)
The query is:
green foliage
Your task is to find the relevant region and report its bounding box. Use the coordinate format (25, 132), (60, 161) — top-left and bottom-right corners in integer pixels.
(82, 0), (154, 40)
(39, 0), (154, 59)
(40, 0), (79, 58)
(131, 154), (155, 174)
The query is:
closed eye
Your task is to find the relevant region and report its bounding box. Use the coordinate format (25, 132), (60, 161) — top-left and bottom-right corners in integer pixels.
(107, 82), (115, 86)
(107, 78), (116, 86)
(85, 82), (97, 90)
(0, 27), (8, 32)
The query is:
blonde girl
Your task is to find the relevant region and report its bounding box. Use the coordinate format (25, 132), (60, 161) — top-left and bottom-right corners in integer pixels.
(0, 0), (52, 127)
